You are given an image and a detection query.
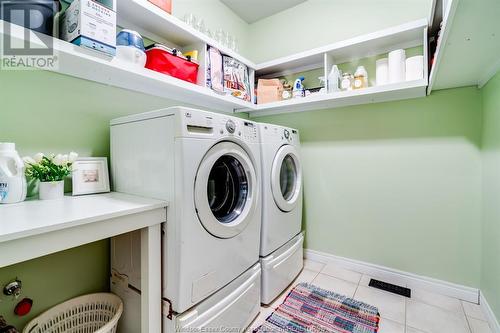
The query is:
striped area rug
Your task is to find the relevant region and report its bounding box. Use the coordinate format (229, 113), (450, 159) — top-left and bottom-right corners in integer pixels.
(255, 283), (380, 333)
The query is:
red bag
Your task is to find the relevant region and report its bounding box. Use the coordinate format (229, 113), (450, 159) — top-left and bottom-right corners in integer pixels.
(145, 45), (199, 84)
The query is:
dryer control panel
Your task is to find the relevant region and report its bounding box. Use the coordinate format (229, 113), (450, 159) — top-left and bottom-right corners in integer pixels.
(259, 123), (300, 146)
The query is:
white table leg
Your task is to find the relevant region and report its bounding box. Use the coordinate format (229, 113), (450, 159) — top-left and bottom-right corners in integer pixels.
(141, 224), (162, 333)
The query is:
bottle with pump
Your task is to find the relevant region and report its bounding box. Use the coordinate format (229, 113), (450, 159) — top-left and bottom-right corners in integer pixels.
(0, 143), (27, 204)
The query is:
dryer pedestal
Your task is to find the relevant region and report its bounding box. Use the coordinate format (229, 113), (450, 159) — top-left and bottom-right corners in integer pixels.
(112, 263), (261, 333)
(260, 232), (304, 305)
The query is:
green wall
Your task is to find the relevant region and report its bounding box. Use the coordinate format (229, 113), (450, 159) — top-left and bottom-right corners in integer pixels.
(0, 70), (180, 329)
(0, 242), (109, 329)
(254, 87), (483, 288)
(246, 0), (431, 62)
(480, 70), (500, 319)
(172, 0), (250, 55)
(1, 0), (497, 328)
(170, 0), (432, 63)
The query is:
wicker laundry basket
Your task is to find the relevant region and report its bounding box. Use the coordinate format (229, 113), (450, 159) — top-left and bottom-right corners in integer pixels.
(23, 293), (123, 333)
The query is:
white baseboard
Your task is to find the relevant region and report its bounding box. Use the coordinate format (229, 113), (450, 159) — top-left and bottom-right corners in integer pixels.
(304, 248), (480, 304)
(480, 292), (500, 333)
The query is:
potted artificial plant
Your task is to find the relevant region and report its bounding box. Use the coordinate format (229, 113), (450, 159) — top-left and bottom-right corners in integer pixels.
(23, 152), (78, 200)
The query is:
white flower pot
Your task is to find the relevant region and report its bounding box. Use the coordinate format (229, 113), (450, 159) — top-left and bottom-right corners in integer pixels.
(39, 181), (64, 200)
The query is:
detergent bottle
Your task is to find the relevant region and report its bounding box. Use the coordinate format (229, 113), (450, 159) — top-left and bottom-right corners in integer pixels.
(292, 76), (305, 98)
(327, 65), (341, 93)
(0, 143), (27, 204)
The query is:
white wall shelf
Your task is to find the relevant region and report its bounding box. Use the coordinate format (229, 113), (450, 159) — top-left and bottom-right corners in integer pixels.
(1, 14), (430, 115)
(255, 19), (428, 77)
(428, 0), (500, 91)
(248, 19), (429, 116)
(0, 192), (167, 333)
(0, 21), (252, 113)
(244, 79), (428, 117)
(427, 0), (459, 94)
(117, 0), (256, 68)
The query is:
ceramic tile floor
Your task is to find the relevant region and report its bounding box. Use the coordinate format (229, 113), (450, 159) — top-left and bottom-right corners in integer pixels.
(248, 259), (494, 333)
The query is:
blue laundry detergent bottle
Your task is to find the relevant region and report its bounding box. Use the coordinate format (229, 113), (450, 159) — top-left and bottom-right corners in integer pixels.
(292, 76), (305, 98)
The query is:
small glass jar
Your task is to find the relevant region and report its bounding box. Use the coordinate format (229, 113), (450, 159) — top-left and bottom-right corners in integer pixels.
(353, 66), (368, 90)
(340, 73), (354, 91)
(282, 83), (293, 100)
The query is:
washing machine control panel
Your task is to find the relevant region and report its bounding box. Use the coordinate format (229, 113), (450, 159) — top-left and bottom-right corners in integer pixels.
(215, 118), (258, 142)
(283, 129), (290, 140)
(180, 110), (258, 143)
(242, 121), (258, 141)
(226, 120), (236, 133)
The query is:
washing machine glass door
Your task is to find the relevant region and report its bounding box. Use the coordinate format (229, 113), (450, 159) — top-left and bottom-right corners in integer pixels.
(195, 141), (257, 238)
(271, 145), (302, 212)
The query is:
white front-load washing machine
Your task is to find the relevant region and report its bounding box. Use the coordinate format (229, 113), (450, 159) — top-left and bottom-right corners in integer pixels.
(110, 107), (262, 332)
(259, 123), (304, 305)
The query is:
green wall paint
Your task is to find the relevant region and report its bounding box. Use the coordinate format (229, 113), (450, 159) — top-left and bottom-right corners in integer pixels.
(246, 0), (431, 62)
(1, 0), (496, 328)
(170, 0), (431, 63)
(480, 70), (500, 319)
(172, 0), (250, 55)
(0, 241), (109, 329)
(0, 70), (182, 329)
(0, 68), (249, 329)
(254, 87), (483, 287)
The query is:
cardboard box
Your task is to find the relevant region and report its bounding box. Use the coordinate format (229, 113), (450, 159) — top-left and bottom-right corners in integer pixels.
(257, 79), (283, 104)
(60, 0), (116, 56)
(148, 0), (172, 14)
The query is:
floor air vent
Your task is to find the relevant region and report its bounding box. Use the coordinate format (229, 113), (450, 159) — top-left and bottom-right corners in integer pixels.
(368, 279), (411, 298)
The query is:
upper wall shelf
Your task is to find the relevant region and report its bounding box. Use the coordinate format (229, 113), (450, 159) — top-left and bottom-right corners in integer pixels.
(117, 0), (256, 68)
(0, 21), (251, 113)
(427, 0), (459, 94)
(428, 0), (500, 92)
(245, 79), (428, 117)
(255, 19), (428, 77)
(248, 19), (429, 116)
(1, 12), (429, 115)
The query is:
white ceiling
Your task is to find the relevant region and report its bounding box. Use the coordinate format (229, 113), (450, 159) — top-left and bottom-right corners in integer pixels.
(433, 0), (500, 90)
(220, 0), (307, 23)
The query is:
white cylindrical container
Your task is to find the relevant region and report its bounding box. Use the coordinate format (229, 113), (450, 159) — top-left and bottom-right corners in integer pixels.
(39, 180), (64, 200)
(0, 142), (27, 204)
(406, 55), (424, 81)
(388, 49), (406, 84)
(376, 58), (389, 86)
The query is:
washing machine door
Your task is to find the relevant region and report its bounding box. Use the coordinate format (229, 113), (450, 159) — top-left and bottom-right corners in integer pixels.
(194, 141), (257, 239)
(271, 145), (302, 212)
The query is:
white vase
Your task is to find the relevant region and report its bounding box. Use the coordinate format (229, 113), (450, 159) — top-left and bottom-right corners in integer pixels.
(39, 181), (64, 200)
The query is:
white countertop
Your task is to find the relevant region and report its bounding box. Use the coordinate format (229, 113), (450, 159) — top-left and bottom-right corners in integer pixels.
(0, 192), (168, 243)
(0, 192), (166, 331)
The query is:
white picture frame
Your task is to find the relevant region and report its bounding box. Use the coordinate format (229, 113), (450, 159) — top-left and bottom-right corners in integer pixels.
(72, 157), (110, 196)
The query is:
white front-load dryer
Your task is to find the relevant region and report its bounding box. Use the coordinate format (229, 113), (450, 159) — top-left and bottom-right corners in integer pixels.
(259, 123), (304, 304)
(110, 107), (261, 330)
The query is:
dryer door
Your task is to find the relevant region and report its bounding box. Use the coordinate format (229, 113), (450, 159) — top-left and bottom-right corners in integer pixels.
(195, 141), (257, 238)
(271, 145), (302, 212)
